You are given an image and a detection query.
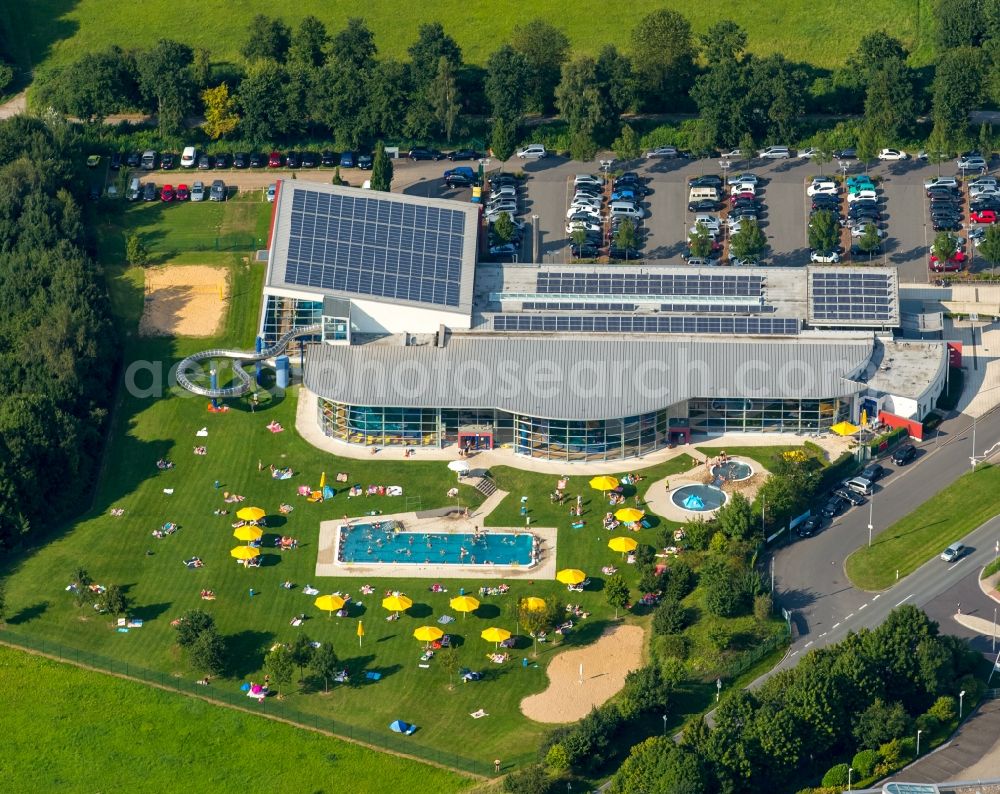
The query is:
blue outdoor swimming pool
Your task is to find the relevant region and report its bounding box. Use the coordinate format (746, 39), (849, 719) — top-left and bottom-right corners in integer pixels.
(338, 523), (535, 566)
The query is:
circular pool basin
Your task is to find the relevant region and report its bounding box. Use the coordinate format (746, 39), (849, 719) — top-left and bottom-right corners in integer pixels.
(711, 460), (753, 482)
(671, 484), (728, 512)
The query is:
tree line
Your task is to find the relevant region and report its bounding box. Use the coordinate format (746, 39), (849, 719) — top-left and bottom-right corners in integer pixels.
(30, 4), (1000, 161)
(0, 116), (118, 549)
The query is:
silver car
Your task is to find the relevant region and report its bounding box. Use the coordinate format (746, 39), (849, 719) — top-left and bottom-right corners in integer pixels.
(190, 181), (205, 202)
(209, 179), (227, 201)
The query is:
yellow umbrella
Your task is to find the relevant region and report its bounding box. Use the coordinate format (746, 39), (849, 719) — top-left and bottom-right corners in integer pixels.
(382, 593), (413, 613)
(556, 568), (587, 585)
(589, 475), (619, 493)
(830, 421), (860, 436)
(450, 595), (480, 619)
(319, 471), (327, 489)
(236, 506), (266, 522)
(233, 525), (263, 543)
(615, 507), (645, 524)
(413, 626), (444, 643)
(314, 594), (346, 617)
(481, 627), (511, 647)
(608, 536), (638, 553)
(230, 546), (260, 560)
(522, 596), (547, 612)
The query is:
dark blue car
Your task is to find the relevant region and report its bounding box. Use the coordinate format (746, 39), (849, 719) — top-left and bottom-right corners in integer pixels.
(339, 152), (355, 168)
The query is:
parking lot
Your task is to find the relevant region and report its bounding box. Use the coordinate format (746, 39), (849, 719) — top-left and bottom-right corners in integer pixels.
(117, 149), (995, 280)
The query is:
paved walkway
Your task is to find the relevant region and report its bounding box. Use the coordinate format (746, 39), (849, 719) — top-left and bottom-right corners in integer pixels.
(294, 387), (850, 476)
(882, 698), (1000, 785)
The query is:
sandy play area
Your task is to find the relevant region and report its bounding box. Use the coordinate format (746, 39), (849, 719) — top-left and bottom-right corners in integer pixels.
(139, 265), (229, 337)
(520, 624), (644, 723)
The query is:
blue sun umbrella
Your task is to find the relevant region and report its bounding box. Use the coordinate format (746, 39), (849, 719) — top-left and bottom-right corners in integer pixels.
(389, 720), (416, 735)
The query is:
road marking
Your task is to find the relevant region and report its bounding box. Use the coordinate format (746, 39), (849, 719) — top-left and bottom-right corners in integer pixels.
(895, 594), (914, 607)
(872, 594), (881, 601)
(859, 603), (868, 610)
(948, 559), (967, 571)
(790, 650), (799, 657)
(804, 641), (813, 648)
(845, 613), (855, 620)
(832, 623), (840, 629)
(819, 632), (827, 637)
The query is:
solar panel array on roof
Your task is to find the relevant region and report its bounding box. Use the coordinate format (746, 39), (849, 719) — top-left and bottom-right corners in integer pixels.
(536, 271), (764, 297)
(522, 302), (637, 312)
(811, 270), (895, 323)
(492, 315), (799, 335)
(283, 189), (466, 307)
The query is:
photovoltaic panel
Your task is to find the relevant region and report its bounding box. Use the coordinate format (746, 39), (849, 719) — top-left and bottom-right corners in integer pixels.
(283, 189), (467, 307)
(535, 271), (764, 298)
(491, 315), (799, 336)
(809, 270), (896, 324)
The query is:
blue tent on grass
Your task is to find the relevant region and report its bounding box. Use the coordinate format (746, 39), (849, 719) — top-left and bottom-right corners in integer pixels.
(389, 720), (417, 735)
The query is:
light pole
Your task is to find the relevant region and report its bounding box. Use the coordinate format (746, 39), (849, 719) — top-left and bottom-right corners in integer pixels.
(960, 689), (966, 719)
(867, 497), (874, 548)
(848, 767), (854, 791)
(761, 493), (767, 542)
(662, 714), (667, 735)
(917, 728), (923, 757)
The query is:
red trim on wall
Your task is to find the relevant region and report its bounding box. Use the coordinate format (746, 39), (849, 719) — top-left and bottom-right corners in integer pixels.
(946, 341), (963, 368)
(878, 411), (924, 441)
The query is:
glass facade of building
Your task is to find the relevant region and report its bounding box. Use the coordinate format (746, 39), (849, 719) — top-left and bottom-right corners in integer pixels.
(317, 396), (852, 458)
(318, 397), (851, 457)
(687, 397), (850, 433)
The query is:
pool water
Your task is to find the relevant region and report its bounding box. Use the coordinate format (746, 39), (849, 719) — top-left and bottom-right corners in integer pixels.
(338, 523), (534, 566)
(711, 461), (753, 482)
(671, 484), (728, 512)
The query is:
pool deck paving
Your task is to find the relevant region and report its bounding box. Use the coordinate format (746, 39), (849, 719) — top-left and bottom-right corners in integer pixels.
(315, 487), (559, 580)
(295, 387), (851, 475)
(644, 455), (771, 523)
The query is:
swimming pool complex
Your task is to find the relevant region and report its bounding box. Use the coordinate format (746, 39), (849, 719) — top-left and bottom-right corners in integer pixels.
(337, 522), (535, 566)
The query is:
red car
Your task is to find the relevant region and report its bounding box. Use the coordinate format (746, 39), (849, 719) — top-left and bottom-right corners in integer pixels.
(160, 184), (174, 202)
(929, 250), (966, 272)
(971, 209), (997, 224)
(175, 184), (189, 201)
(730, 191), (755, 203)
(268, 151), (283, 168)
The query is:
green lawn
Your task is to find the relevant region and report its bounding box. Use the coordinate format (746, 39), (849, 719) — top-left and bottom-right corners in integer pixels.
(846, 464), (1000, 591)
(695, 445), (816, 472)
(0, 645), (473, 794)
(12, 1), (930, 74)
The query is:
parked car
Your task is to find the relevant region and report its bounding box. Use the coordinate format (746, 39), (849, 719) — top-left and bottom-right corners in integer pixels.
(940, 542), (966, 562)
(213, 153), (229, 169)
(571, 242), (601, 258)
(608, 247), (641, 260)
(446, 173), (475, 188)
(892, 443), (917, 465)
(810, 250), (841, 263)
(957, 155), (988, 172)
(796, 515), (825, 537)
(298, 151), (317, 168)
(924, 176), (960, 190)
(821, 494), (849, 517)
(861, 463), (888, 482)
(126, 151), (142, 168)
(249, 152), (265, 168)
(266, 184), (276, 203)
(320, 150), (337, 167)
(357, 153), (373, 170)
(160, 152), (176, 169)
(689, 175), (724, 189)
(175, 184), (189, 201)
(719, 148), (742, 159)
(834, 148), (857, 159)
(197, 154), (212, 170)
(516, 144), (547, 159)
(448, 149), (479, 161)
(877, 148), (909, 161)
(181, 146), (197, 168)
(209, 179), (226, 201)
(286, 151), (300, 168)
(971, 210), (998, 224)
(233, 152), (249, 169)
(687, 199), (720, 213)
(408, 147), (444, 161)
(141, 150), (157, 170)
(834, 488), (866, 507)
(268, 151), (283, 168)
(110, 152), (123, 170)
(339, 151), (355, 168)
(190, 181), (205, 202)
(646, 146), (679, 158)
(851, 243), (883, 256)
(798, 148), (820, 159)
(758, 146), (790, 159)
(142, 182), (157, 201)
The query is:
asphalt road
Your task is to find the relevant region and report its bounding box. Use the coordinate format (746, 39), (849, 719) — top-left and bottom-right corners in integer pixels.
(771, 404), (1000, 677)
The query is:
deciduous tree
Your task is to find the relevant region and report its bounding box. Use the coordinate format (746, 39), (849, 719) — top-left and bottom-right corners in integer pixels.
(490, 116), (518, 162)
(700, 21), (747, 65)
(630, 9), (695, 108)
(510, 19), (570, 113)
(309, 643), (340, 692)
(485, 45), (530, 123)
(201, 83), (239, 140)
(427, 56), (460, 142)
(605, 573), (630, 618)
(688, 222), (714, 259)
(408, 22), (461, 87)
(808, 209), (840, 252)
(492, 211), (516, 244)
(98, 584), (129, 619)
(613, 124), (641, 162)
(290, 633), (315, 681)
(189, 627), (226, 676)
(330, 17), (376, 71)
(125, 233), (150, 267)
(728, 219), (767, 264)
(265, 644), (294, 697)
(241, 14), (291, 63)
(136, 39), (195, 134)
(288, 16), (329, 69)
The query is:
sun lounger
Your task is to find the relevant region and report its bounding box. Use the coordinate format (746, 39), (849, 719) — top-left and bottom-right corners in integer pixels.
(303, 586), (320, 596)
(334, 671), (349, 683)
(127, 619), (143, 628)
(365, 671), (382, 681)
(290, 617), (303, 627)
(196, 428), (208, 437)
(437, 615), (455, 624)
(418, 663), (430, 669)
(470, 709), (489, 719)
(386, 486), (403, 496)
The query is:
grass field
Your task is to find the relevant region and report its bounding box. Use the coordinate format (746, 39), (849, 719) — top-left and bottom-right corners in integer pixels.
(0, 645), (473, 794)
(845, 464), (1000, 591)
(11, 1), (931, 74)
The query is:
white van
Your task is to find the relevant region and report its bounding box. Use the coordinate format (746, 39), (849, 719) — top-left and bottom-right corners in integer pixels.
(516, 144), (547, 159)
(610, 202), (645, 220)
(844, 477), (874, 496)
(127, 176), (141, 201)
(688, 187), (719, 203)
(181, 147), (197, 168)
